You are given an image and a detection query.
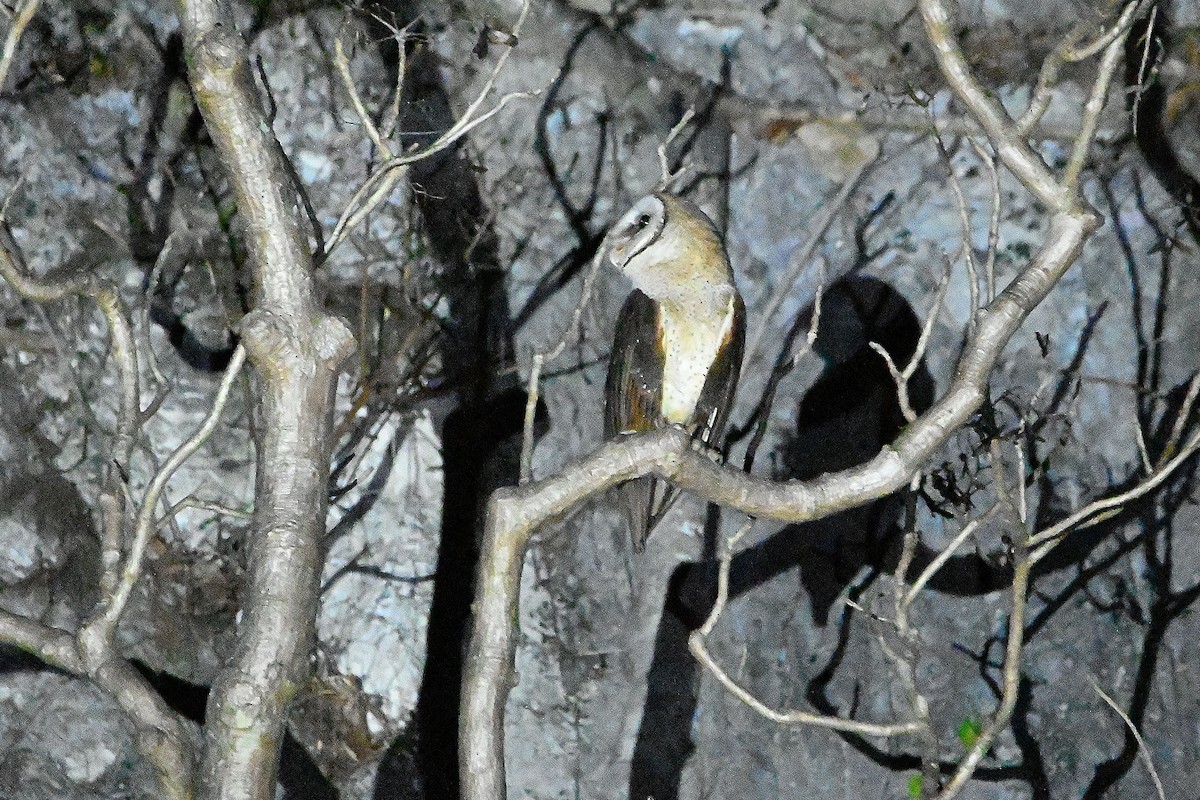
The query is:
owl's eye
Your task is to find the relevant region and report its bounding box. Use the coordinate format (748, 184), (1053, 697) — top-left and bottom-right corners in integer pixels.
(635, 213), (652, 230)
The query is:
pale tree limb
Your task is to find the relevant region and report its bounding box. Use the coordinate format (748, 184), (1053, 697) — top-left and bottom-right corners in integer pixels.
(1023, 366), (1200, 565)
(1163, 372), (1200, 459)
(918, 0), (1074, 212)
(156, 497), (253, 532)
(1061, 3), (1141, 191)
(877, 480), (940, 793)
(0, 608), (196, 800)
(931, 124), (979, 323)
(180, 3), (356, 799)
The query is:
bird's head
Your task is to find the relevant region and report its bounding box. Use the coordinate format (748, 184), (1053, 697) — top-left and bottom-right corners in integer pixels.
(603, 193), (731, 303)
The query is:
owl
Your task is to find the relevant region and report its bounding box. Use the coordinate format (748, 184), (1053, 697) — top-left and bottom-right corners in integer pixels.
(603, 193), (746, 551)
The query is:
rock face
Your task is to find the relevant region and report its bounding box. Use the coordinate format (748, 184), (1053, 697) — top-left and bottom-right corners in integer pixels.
(1, 1), (1199, 799)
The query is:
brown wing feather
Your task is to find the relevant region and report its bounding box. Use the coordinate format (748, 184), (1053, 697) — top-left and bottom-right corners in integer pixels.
(605, 290), (662, 438)
(605, 290), (667, 551)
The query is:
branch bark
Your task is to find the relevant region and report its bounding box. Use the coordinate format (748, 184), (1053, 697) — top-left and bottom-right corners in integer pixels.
(179, 3), (354, 798)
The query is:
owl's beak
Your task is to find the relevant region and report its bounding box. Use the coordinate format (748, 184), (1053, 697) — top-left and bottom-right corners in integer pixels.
(602, 239), (625, 269)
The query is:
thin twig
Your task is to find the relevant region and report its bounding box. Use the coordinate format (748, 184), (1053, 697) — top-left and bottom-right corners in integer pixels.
(936, 540), (1031, 800)
(520, 352), (545, 484)
(657, 107), (696, 190)
(1028, 427), (1200, 560)
(1163, 371), (1200, 461)
(0, 0), (39, 91)
(79, 345), (248, 659)
(324, 0), (540, 257)
(969, 137), (1001, 303)
(689, 518), (921, 736)
(518, 247), (606, 482)
(932, 125), (979, 328)
(870, 256), (951, 424)
(1062, 2), (1141, 190)
(902, 503), (999, 607)
(1088, 676), (1167, 800)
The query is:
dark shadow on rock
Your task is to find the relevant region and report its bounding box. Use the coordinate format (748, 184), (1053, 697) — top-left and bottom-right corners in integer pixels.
(628, 519), (717, 800)
(350, 3), (530, 797)
(407, 388), (542, 800)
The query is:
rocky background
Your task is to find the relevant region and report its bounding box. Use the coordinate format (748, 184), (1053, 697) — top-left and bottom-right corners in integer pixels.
(0, 0), (1199, 798)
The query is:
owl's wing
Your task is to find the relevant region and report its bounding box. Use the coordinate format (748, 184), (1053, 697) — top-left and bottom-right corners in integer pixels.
(691, 291), (746, 447)
(604, 290), (662, 439)
(604, 290), (671, 552)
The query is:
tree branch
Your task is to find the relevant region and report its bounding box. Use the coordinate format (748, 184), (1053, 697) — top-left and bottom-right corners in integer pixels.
(180, 3), (355, 799)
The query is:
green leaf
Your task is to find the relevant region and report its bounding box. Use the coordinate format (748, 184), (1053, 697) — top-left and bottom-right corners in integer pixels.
(907, 773), (923, 799)
(957, 716), (983, 749)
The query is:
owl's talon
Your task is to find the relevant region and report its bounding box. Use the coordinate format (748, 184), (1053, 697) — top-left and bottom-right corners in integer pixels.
(689, 438), (724, 464)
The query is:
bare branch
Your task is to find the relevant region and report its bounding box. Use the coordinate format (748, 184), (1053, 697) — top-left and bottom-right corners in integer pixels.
(156, 497), (253, 532)
(935, 544), (1031, 799)
(1088, 677), (1167, 800)
(932, 129), (979, 324)
(0, 610), (196, 800)
(871, 257), (951, 424)
(902, 503), (999, 607)
(519, 248), (605, 482)
(657, 107), (696, 190)
(1028, 427), (1200, 561)
(0, 0), (37, 91)
(689, 519), (922, 736)
(520, 352), (546, 484)
(0, 223), (91, 300)
(1062, 4), (1140, 190)
(181, 3), (356, 798)
(969, 137), (1001, 303)
(918, 0), (1072, 211)
(324, 0), (540, 257)
(1164, 371), (1200, 460)
(1014, 1), (1142, 140)
(79, 345), (247, 661)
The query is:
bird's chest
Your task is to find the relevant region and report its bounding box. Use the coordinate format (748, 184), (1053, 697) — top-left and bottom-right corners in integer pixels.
(658, 302), (731, 425)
